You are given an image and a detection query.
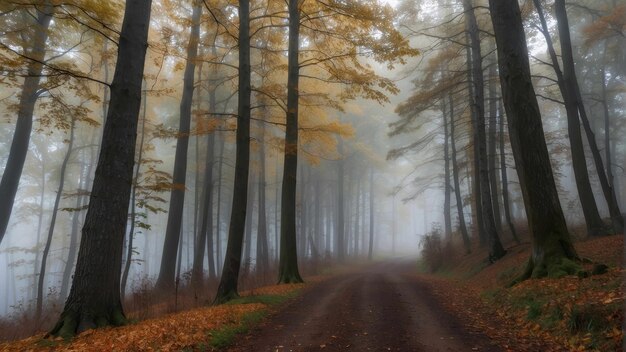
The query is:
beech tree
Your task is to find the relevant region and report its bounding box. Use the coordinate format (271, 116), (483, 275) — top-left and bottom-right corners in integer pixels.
(488, 0), (579, 280)
(156, 0), (203, 290)
(49, 0), (152, 337)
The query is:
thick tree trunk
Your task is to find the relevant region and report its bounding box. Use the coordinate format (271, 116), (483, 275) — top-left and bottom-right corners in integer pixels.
(156, 0), (202, 290)
(449, 94), (471, 253)
(278, 0), (304, 283)
(488, 0), (579, 281)
(0, 3), (53, 245)
(498, 99), (520, 244)
(37, 118), (76, 319)
(214, 0), (252, 303)
(463, 0), (505, 261)
(49, 0), (152, 337)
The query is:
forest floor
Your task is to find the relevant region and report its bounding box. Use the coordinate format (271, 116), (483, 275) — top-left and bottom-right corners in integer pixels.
(0, 234), (623, 351)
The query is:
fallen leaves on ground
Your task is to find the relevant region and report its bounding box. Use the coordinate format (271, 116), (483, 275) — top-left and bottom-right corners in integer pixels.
(0, 282), (305, 352)
(418, 234), (624, 352)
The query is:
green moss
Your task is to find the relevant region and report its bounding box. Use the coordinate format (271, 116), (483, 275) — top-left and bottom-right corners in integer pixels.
(207, 310), (267, 349)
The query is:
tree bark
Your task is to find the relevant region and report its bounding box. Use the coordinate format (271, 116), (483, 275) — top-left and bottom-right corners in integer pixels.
(49, 0), (152, 337)
(0, 2), (53, 245)
(278, 0), (304, 283)
(488, 0), (579, 281)
(256, 118), (269, 274)
(214, 0), (252, 303)
(449, 94), (471, 253)
(368, 169), (375, 260)
(442, 97), (453, 239)
(533, 0), (610, 237)
(156, 0), (202, 290)
(37, 117), (76, 319)
(488, 59), (502, 232)
(498, 99), (520, 244)
(121, 81), (148, 299)
(336, 139), (346, 262)
(463, 0), (505, 261)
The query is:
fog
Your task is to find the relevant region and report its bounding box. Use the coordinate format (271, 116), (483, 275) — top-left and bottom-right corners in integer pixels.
(0, 0), (624, 342)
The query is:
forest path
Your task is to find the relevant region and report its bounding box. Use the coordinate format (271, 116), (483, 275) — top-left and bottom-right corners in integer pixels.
(227, 260), (501, 351)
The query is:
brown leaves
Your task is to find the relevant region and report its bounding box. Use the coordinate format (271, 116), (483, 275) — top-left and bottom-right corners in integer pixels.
(0, 283), (305, 352)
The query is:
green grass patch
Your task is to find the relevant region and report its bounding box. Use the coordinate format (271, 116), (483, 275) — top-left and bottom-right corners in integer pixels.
(226, 291), (300, 307)
(207, 310), (267, 349)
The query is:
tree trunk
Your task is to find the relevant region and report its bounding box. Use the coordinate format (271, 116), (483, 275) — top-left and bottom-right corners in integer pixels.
(488, 0), (579, 281)
(278, 0), (304, 283)
(533, 0), (610, 237)
(244, 170), (256, 274)
(49, 0), (152, 337)
(191, 95), (217, 287)
(156, 0), (202, 290)
(215, 133), (225, 272)
(37, 118), (76, 319)
(256, 118), (269, 274)
(121, 80), (148, 299)
(336, 139), (346, 262)
(368, 169), (375, 260)
(463, 0), (505, 261)
(498, 99), (520, 244)
(449, 94), (471, 253)
(488, 59), (502, 232)
(442, 97), (452, 239)
(0, 3), (53, 245)
(32, 155), (46, 301)
(214, 0), (252, 303)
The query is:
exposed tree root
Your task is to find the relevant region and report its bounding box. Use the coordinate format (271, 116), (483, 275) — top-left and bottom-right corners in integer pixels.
(48, 308), (126, 339)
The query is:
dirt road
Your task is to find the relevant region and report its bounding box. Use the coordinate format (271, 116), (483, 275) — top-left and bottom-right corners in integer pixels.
(227, 261), (501, 351)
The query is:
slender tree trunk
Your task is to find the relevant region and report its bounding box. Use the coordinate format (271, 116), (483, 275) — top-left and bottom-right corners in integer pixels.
(50, 0), (152, 337)
(449, 94), (471, 253)
(463, 0), (505, 261)
(498, 99), (520, 244)
(354, 176), (361, 255)
(278, 0), (304, 283)
(215, 133), (225, 272)
(60, 151), (88, 299)
(368, 169), (375, 260)
(0, 3), (53, 245)
(156, 0), (202, 290)
(256, 119), (269, 274)
(533, 0), (610, 236)
(336, 139), (346, 262)
(244, 171), (256, 274)
(191, 104), (217, 287)
(121, 81), (148, 299)
(442, 97), (453, 239)
(465, 35), (485, 246)
(37, 118), (76, 319)
(488, 59), (502, 232)
(488, 0), (579, 281)
(214, 0), (252, 303)
(32, 156), (46, 301)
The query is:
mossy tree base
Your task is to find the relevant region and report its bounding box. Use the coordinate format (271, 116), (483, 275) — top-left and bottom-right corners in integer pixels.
(48, 307), (126, 339)
(277, 270), (304, 284)
(213, 288), (240, 305)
